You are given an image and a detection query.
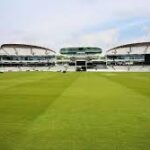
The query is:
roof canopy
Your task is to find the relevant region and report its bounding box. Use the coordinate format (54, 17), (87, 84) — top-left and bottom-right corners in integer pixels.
(1, 44), (56, 53)
(108, 42), (150, 51)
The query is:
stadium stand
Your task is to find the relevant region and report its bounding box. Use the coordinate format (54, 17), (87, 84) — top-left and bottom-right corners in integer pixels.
(0, 42), (150, 72)
(106, 42), (150, 72)
(0, 44), (56, 72)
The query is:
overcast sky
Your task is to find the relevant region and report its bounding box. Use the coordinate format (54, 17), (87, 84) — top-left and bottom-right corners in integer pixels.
(0, 0), (150, 53)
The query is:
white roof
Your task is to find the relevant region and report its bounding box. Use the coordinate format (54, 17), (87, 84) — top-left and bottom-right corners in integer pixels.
(107, 42), (150, 55)
(0, 44), (55, 56)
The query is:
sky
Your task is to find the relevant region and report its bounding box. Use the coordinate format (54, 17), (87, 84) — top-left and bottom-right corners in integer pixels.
(0, 0), (150, 53)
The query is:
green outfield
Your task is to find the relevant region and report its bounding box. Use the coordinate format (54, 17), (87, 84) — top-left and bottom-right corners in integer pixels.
(0, 72), (150, 150)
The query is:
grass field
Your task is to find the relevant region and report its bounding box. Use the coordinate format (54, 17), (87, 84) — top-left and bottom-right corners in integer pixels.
(0, 72), (150, 150)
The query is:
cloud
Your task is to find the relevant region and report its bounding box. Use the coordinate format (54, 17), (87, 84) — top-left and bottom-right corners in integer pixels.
(0, 0), (150, 53)
(62, 29), (119, 51)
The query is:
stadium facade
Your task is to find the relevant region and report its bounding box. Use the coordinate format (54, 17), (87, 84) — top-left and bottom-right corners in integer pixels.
(57, 47), (106, 71)
(106, 42), (150, 71)
(0, 42), (150, 72)
(0, 44), (56, 72)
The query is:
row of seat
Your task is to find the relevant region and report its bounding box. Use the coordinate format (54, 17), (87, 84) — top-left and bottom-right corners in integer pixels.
(0, 66), (76, 72)
(107, 65), (150, 71)
(1, 66), (150, 72)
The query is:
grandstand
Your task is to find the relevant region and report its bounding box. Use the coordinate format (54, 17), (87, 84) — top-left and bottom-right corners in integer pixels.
(58, 47), (105, 71)
(0, 44), (56, 72)
(1, 42), (150, 72)
(106, 42), (150, 71)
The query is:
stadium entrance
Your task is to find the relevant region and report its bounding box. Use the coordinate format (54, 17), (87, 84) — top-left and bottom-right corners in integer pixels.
(76, 61), (87, 71)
